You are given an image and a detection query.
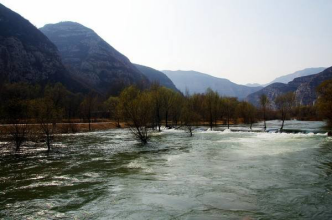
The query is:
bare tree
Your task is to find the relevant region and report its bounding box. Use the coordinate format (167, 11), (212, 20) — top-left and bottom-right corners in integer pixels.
(204, 88), (220, 130)
(119, 86), (153, 144)
(316, 80), (332, 126)
(275, 92), (296, 130)
(161, 87), (176, 128)
(5, 100), (30, 152)
(170, 93), (183, 126)
(44, 83), (68, 126)
(31, 98), (61, 152)
(181, 95), (200, 136)
(236, 101), (257, 130)
(80, 93), (98, 131)
(7, 122), (30, 152)
(223, 97), (238, 129)
(105, 96), (121, 128)
(260, 94), (269, 131)
(150, 84), (163, 131)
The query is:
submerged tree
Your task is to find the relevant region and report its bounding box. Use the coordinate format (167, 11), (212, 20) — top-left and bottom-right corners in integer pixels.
(236, 101), (257, 130)
(161, 87), (176, 128)
(259, 94), (269, 131)
(275, 92), (296, 130)
(181, 96), (200, 136)
(223, 97), (238, 129)
(1, 85), (33, 151)
(30, 98), (63, 152)
(119, 86), (153, 143)
(204, 88), (220, 130)
(150, 84), (164, 131)
(5, 100), (30, 152)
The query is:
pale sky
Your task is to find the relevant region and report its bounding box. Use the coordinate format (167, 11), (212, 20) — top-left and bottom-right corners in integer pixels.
(2, 0), (332, 84)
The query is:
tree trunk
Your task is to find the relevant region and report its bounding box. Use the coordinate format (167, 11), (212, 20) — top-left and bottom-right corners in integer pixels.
(264, 120), (266, 131)
(210, 113), (213, 130)
(281, 119), (285, 131)
(263, 108), (266, 131)
(47, 138), (51, 152)
(15, 142), (20, 152)
(165, 111), (168, 128)
(227, 115), (230, 129)
(280, 111), (285, 131)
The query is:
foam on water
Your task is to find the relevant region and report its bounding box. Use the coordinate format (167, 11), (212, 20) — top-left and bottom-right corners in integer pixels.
(126, 159), (153, 173)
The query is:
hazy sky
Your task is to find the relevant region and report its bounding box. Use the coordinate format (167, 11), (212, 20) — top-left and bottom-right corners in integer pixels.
(2, 0), (332, 84)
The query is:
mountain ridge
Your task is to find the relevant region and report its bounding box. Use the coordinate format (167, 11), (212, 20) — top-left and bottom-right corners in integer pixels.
(40, 21), (149, 96)
(134, 64), (179, 92)
(246, 67), (332, 107)
(162, 70), (262, 99)
(246, 67), (326, 87)
(0, 4), (86, 92)
(269, 67), (326, 85)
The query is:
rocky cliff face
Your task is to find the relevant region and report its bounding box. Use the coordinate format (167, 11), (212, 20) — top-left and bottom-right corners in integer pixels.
(134, 64), (179, 92)
(0, 4), (85, 92)
(295, 67), (332, 105)
(40, 22), (148, 96)
(246, 67), (332, 107)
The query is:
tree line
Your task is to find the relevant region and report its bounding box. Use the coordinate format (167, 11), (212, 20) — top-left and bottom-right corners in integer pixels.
(0, 79), (331, 149)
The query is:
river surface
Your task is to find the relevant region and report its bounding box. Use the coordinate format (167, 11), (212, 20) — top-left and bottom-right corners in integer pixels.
(1, 121), (332, 219)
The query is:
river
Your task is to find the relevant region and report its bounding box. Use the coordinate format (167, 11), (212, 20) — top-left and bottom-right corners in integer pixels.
(1, 120), (332, 219)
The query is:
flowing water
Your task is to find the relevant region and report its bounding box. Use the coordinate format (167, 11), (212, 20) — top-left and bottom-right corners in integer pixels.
(1, 121), (332, 219)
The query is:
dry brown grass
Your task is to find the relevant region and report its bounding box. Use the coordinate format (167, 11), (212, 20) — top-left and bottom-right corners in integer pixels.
(0, 121), (128, 135)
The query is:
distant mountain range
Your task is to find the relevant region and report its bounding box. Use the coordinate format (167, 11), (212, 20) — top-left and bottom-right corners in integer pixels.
(245, 83), (262, 87)
(246, 67), (332, 107)
(246, 67), (326, 87)
(40, 22), (180, 95)
(0, 2), (331, 104)
(134, 64), (179, 92)
(0, 4), (86, 92)
(268, 67), (326, 85)
(163, 70), (262, 99)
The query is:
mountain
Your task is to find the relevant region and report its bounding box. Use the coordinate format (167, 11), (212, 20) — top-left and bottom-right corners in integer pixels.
(40, 22), (148, 96)
(245, 83), (262, 87)
(0, 4), (85, 92)
(269, 67), (326, 84)
(162, 70), (262, 99)
(245, 67), (326, 88)
(246, 67), (332, 107)
(134, 64), (179, 92)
